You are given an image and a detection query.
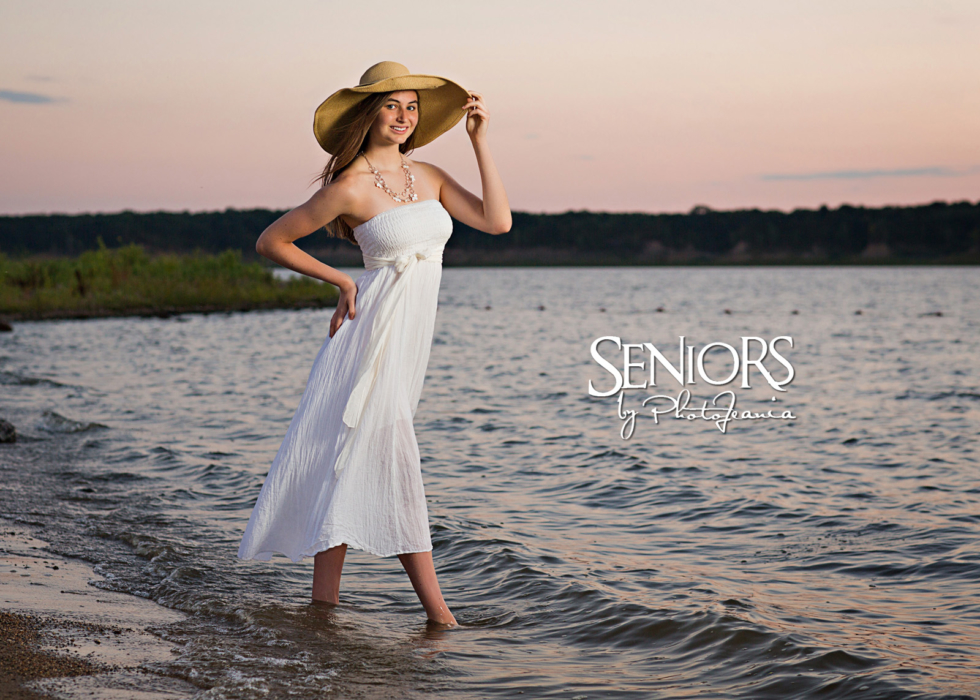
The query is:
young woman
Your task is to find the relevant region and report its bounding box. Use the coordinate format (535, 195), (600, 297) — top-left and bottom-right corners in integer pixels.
(237, 61), (510, 627)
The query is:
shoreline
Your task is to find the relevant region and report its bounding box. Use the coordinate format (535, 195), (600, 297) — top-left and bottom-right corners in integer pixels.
(0, 244), (340, 326)
(0, 518), (197, 699)
(2, 258), (976, 327)
(0, 298), (336, 324)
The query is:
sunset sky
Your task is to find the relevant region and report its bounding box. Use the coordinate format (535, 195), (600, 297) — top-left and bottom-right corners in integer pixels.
(1, 0), (978, 216)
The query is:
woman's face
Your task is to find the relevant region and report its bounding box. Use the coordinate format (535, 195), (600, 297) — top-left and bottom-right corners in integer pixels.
(369, 90), (419, 147)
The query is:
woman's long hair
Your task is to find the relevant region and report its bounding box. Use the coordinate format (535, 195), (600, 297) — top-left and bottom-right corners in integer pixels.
(316, 91), (420, 244)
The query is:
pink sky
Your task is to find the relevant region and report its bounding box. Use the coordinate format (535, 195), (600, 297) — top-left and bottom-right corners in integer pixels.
(1, 0), (978, 216)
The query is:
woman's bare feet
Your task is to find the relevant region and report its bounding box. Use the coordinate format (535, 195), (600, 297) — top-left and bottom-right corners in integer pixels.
(426, 616), (459, 629)
(397, 550), (457, 625)
(314, 546), (457, 624)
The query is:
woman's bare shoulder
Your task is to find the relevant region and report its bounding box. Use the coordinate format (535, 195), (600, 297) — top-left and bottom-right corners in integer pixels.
(309, 168), (370, 211)
(406, 159), (450, 181)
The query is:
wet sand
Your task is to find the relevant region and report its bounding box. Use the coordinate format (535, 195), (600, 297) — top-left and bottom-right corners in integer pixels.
(0, 518), (197, 699)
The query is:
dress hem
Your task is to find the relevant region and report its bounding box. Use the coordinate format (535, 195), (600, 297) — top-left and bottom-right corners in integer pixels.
(238, 536), (433, 563)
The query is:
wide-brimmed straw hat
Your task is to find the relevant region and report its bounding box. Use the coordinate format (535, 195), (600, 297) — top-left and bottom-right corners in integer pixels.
(313, 61), (469, 154)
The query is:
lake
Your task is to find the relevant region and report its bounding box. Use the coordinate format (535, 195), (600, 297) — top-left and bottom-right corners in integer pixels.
(1, 266), (977, 699)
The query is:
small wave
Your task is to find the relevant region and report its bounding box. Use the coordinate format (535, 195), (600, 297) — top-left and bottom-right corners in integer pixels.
(0, 370), (70, 389)
(113, 530), (188, 563)
(896, 389), (980, 401)
(792, 648), (879, 672)
(38, 410), (108, 434)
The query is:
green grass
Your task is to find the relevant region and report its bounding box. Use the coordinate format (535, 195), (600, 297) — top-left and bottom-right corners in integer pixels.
(0, 243), (338, 320)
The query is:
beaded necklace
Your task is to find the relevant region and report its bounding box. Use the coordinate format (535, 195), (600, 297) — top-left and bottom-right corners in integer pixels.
(360, 152), (417, 203)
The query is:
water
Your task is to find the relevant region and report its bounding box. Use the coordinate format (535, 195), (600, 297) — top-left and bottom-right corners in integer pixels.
(1, 266), (978, 699)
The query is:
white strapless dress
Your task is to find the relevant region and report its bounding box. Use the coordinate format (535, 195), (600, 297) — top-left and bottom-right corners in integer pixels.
(238, 198), (452, 561)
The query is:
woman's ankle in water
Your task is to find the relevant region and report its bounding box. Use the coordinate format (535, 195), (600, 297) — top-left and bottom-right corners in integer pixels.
(425, 609), (458, 626)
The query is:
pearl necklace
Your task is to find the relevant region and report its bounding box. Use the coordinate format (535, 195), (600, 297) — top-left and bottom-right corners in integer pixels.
(360, 152), (417, 203)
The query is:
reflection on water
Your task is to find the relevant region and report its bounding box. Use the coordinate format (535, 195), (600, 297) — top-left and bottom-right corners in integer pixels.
(0, 266), (978, 699)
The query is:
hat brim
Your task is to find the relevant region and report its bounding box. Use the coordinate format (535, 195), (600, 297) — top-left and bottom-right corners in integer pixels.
(313, 74), (469, 154)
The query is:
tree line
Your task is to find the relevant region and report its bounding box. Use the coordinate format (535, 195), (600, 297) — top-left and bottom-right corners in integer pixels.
(1, 200), (977, 264)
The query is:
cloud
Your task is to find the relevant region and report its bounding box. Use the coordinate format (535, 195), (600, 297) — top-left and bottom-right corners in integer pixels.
(0, 89), (62, 104)
(761, 166), (980, 181)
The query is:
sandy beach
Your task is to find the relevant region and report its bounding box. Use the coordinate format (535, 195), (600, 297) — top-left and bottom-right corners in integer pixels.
(0, 518), (196, 699)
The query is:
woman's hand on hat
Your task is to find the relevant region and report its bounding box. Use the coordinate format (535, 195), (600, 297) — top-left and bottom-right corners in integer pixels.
(464, 91), (489, 141)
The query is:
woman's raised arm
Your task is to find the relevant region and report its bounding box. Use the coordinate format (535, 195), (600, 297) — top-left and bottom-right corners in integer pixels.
(429, 91), (511, 235)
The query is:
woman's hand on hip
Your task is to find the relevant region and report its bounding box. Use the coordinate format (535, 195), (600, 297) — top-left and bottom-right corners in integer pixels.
(329, 276), (357, 338)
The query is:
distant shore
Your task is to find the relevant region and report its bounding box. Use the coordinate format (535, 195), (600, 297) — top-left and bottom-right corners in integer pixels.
(435, 249), (980, 267)
(2, 200), (978, 264)
(0, 244), (338, 324)
(298, 245), (980, 268)
(0, 299), (336, 324)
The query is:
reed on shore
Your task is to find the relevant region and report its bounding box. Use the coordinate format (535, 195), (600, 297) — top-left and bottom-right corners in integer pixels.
(0, 243), (337, 321)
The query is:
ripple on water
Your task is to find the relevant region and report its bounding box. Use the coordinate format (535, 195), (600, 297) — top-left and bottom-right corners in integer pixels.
(37, 410), (107, 433)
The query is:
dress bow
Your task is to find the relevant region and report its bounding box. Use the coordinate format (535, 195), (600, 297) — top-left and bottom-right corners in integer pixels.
(393, 251), (427, 274)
